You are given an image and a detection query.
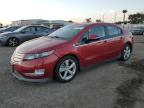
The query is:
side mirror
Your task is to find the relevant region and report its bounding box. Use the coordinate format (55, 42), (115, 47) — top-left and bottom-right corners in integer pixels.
(89, 34), (99, 40)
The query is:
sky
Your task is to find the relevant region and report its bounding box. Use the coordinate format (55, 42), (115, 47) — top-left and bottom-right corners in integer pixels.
(0, 0), (144, 25)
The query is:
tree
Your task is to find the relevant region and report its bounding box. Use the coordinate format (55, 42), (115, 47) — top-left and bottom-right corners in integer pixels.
(96, 19), (102, 22)
(122, 10), (128, 22)
(115, 21), (122, 24)
(0, 23), (3, 28)
(115, 21), (128, 24)
(86, 18), (92, 23)
(68, 20), (74, 23)
(128, 13), (144, 24)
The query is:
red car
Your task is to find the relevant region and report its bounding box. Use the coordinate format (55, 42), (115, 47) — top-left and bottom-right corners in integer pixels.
(11, 23), (133, 82)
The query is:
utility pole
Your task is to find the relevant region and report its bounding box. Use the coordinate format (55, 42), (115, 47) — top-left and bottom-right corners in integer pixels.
(114, 12), (117, 23)
(102, 15), (104, 22)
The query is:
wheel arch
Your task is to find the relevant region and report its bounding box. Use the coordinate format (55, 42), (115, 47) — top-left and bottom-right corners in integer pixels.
(125, 42), (133, 52)
(53, 54), (81, 78)
(7, 37), (19, 42)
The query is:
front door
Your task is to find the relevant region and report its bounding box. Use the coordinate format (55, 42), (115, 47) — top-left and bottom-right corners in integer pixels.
(77, 25), (109, 66)
(20, 26), (36, 42)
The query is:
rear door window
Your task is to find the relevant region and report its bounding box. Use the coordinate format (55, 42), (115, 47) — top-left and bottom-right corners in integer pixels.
(106, 26), (122, 38)
(36, 26), (49, 32)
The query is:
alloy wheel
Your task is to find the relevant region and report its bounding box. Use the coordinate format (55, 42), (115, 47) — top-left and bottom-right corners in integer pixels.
(123, 45), (131, 60)
(8, 38), (18, 47)
(59, 59), (77, 81)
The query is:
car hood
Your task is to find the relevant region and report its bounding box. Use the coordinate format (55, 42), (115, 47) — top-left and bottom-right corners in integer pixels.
(16, 36), (68, 54)
(0, 31), (18, 37)
(0, 28), (5, 33)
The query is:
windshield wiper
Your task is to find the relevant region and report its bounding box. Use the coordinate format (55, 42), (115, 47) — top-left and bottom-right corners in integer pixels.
(49, 36), (65, 39)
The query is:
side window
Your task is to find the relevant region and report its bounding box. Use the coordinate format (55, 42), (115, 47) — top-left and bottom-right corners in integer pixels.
(80, 26), (106, 45)
(23, 27), (36, 33)
(80, 31), (89, 45)
(89, 26), (106, 38)
(107, 26), (122, 37)
(7, 27), (14, 31)
(36, 27), (49, 32)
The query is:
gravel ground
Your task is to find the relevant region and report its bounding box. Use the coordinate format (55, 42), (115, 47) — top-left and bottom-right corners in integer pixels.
(0, 36), (144, 108)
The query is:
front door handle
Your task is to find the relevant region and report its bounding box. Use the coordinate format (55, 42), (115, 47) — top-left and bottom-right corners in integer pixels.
(73, 43), (81, 48)
(103, 40), (107, 43)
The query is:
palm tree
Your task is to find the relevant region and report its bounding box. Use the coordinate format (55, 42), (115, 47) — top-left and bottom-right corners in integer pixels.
(96, 19), (102, 22)
(122, 10), (128, 22)
(86, 18), (92, 23)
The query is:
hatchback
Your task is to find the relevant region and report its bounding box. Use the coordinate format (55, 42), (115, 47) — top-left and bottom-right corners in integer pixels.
(11, 23), (133, 82)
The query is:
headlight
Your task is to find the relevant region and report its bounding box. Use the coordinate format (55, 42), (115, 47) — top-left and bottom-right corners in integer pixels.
(23, 50), (54, 61)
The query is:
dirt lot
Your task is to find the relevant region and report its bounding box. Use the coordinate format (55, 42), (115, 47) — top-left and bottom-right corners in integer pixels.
(0, 36), (144, 108)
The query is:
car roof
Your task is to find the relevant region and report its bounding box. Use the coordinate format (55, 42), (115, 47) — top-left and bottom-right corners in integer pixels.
(72, 23), (117, 27)
(25, 25), (48, 28)
(70, 23), (121, 31)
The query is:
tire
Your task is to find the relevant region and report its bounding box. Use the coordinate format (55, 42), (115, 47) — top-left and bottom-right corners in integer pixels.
(7, 38), (19, 47)
(54, 56), (79, 82)
(120, 44), (132, 61)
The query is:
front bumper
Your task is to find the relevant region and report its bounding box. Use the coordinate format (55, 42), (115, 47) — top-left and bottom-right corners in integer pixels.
(12, 70), (49, 82)
(11, 53), (58, 82)
(0, 37), (8, 46)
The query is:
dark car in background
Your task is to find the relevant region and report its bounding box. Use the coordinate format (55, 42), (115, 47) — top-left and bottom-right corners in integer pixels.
(131, 27), (144, 35)
(0, 25), (53, 46)
(0, 26), (20, 33)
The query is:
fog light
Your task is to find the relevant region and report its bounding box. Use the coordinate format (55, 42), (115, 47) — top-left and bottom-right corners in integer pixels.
(34, 69), (45, 75)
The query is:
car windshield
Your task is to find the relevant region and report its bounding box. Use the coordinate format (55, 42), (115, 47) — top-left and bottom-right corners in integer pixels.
(0, 28), (6, 30)
(13, 26), (27, 32)
(5, 26), (19, 31)
(48, 24), (85, 40)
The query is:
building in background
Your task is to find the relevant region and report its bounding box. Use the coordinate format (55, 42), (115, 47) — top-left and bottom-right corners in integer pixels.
(11, 19), (72, 29)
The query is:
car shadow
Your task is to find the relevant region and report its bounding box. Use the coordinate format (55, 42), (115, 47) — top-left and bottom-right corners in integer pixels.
(79, 59), (118, 75)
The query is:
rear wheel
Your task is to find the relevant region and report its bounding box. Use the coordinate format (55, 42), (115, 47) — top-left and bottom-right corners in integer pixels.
(54, 56), (79, 82)
(120, 44), (132, 61)
(7, 38), (19, 47)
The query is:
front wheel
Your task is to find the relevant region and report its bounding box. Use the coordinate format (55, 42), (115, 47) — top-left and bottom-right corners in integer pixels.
(120, 44), (132, 61)
(54, 56), (79, 82)
(7, 38), (19, 47)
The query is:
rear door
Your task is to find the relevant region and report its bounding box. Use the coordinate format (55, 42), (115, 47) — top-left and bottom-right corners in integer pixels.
(104, 25), (124, 58)
(35, 26), (50, 38)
